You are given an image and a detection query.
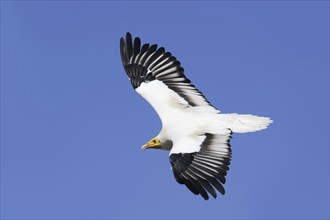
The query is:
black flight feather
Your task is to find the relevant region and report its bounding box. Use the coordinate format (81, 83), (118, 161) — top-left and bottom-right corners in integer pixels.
(119, 32), (217, 108)
(169, 132), (231, 200)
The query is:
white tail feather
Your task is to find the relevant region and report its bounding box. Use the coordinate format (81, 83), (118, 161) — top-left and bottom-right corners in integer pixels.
(220, 113), (273, 133)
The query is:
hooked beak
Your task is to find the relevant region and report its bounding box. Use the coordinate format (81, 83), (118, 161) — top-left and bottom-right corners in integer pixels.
(141, 138), (161, 151)
(141, 144), (149, 151)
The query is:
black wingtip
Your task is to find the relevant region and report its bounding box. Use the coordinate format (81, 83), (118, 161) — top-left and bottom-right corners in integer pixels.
(133, 37), (141, 56)
(120, 32), (135, 67)
(125, 33), (133, 59)
(126, 32), (132, 40)
(120, 37), (127, 67)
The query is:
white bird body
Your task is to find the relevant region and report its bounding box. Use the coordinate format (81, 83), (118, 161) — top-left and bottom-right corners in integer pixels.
(136, 80), (271, 154)
(120, 33), (272, 200)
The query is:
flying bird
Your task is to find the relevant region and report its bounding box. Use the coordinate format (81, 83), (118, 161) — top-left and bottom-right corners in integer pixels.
(119, 32), (272, 200)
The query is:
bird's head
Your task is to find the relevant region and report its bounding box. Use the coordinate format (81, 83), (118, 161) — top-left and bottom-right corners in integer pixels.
(141, 137), (161, 151)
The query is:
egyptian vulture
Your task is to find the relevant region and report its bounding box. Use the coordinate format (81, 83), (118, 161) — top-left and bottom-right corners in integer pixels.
(120, 33), (272, 200)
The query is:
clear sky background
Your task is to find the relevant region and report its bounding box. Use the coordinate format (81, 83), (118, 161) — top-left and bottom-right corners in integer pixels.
(1, 1), (329, 219)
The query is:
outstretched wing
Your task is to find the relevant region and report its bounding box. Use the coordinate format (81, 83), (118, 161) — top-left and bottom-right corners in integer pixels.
(120, 32), (218, 111)
(170, 133), (232, 200)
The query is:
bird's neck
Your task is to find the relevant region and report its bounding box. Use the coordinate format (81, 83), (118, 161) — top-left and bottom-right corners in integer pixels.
(161, 139), (173, 151)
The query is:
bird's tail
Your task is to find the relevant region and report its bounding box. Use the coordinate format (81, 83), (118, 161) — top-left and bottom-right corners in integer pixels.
(220, 113), (273, 133)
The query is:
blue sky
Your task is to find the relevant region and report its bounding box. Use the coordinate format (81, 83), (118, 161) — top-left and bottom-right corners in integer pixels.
(1, 1), (329, 219)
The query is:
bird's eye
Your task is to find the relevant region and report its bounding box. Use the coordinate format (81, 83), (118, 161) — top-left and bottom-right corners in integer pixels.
(153, 139), (157, 143)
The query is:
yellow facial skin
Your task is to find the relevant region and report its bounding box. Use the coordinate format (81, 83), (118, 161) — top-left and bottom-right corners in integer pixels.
(141, 137), (161, 150)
